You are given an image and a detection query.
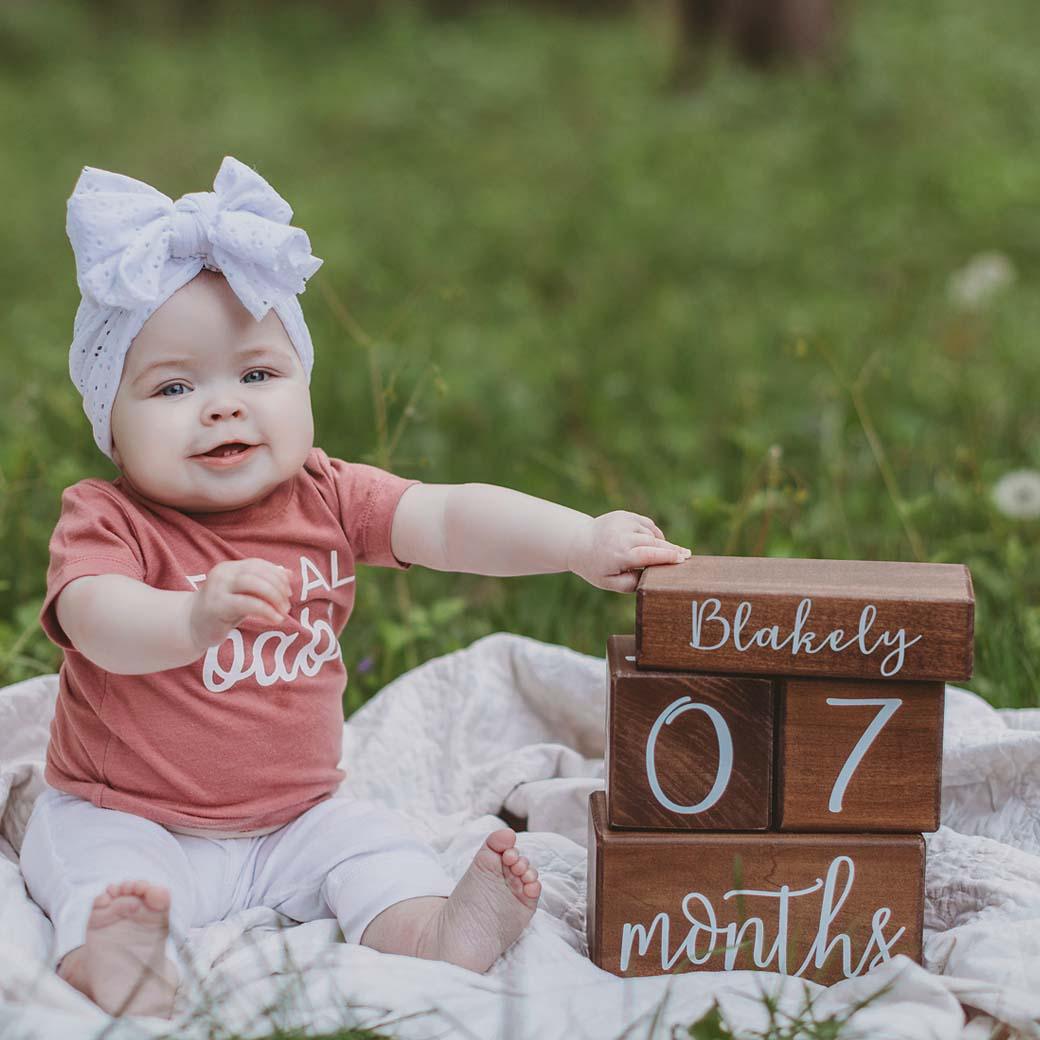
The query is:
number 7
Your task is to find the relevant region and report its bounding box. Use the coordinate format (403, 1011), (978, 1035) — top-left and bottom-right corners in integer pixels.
(825, 698), (903, 813)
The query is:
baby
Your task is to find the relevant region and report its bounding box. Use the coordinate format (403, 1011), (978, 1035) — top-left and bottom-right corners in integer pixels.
(20, 157), (690, 1020)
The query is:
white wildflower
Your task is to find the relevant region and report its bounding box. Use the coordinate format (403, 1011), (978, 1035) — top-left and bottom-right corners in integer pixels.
(992, 469), (1040, 521)
(947, 251), (1017, 310)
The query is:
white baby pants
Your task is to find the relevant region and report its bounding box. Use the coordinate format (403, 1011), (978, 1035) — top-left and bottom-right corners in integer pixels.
(19, 785), (455, 980)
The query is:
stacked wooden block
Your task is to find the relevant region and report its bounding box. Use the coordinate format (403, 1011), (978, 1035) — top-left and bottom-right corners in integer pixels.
(587, 555), (974, 985)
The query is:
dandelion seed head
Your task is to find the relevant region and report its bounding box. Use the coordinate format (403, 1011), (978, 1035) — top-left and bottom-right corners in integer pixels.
(947, 251), (1017, 310)
(992, 469), (1040, 520)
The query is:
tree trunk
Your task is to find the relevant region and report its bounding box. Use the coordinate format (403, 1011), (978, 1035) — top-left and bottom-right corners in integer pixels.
(674, 0), (838, 82)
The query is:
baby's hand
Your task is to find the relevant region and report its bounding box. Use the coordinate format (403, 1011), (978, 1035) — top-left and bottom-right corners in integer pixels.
(567, 512), (691, 594)
(188, 558), (292, 649)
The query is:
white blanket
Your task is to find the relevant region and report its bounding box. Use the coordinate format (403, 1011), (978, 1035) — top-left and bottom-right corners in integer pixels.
(1, 632), (1038, 1040)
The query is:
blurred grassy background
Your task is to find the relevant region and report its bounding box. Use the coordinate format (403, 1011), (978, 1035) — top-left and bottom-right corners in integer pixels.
(1, 0), (1037, 709)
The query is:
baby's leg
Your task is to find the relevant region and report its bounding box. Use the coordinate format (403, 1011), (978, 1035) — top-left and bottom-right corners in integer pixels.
(249, 798), (540, 974)
(57, 881), (179, 1018)
(19, 789), (198, 1019)
(360, 828), (541, 973)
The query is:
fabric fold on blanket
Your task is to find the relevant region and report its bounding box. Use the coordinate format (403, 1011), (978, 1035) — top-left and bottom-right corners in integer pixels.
(1, 632), (1038, 1039)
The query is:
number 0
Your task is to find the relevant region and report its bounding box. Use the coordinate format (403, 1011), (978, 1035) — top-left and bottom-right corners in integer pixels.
(645, 696), (734, 814)
(825, 697), (903, 813)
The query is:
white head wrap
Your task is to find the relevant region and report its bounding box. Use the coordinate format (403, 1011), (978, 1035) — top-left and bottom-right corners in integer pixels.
(65, 155), (323, 462)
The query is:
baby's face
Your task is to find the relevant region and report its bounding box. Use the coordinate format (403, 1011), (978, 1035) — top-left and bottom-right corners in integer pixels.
(110, 270), (314, 513)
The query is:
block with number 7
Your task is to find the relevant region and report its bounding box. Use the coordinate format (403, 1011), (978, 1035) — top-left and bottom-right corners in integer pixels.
(777, 677), (944, 832)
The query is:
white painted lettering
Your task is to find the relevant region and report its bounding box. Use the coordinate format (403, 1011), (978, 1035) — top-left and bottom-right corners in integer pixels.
(687, 597), (922, 677)
(617, 855), (905, 980)
(645, 697), (733, 815)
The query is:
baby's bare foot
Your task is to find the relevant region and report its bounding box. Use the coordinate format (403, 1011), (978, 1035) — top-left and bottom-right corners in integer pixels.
(419, 828), (541, 973)
(84, 880), (179, 1018)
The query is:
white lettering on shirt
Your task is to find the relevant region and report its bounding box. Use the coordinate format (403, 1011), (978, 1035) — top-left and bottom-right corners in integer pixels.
(185, 551), (356, 693)
(202, 605), (342, 692)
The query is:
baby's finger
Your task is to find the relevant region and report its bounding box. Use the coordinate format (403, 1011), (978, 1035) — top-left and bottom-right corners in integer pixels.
(230, 594), (286, 626)
(630, 534), (691, 557)
(626, 545), (691, 568)
(242, 559), (292, 594)
(262, 561), (292, 586)
(598, 572), (641, 594)
(637, 515), (665, 540)
(253, 561), (292, 597)
(233, 573), (291, 612)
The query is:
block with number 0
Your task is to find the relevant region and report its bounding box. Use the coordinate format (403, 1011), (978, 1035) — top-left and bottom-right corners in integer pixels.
(607, 635), (775, 830)
(778, 677), (944, 832)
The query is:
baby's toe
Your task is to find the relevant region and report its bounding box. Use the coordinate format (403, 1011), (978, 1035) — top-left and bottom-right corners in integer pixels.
(143, 885), (170, 911)
(485, 828), (517, 855)
(502, 847), (519, 867)
(509, 856), (529, 877)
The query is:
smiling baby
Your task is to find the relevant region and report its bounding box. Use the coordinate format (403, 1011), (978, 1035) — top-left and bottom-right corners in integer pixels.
(20, 157), (690, 1019)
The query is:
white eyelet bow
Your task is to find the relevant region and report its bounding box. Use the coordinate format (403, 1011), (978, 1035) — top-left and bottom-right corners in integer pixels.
(67, 155), (323, 322)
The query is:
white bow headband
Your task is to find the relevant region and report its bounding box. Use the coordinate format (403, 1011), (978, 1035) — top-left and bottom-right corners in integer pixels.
(66, 155), (323, 461)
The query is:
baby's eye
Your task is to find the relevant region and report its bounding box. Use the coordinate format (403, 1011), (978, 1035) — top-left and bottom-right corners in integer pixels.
(158, 382), (189, 398)
(243, 369), (272, 383)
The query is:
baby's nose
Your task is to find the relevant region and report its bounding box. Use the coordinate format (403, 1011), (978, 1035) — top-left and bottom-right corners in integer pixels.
(208, 404), (244, 420)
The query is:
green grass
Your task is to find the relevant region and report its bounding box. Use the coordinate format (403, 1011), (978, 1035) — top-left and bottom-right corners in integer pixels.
(1, 0), (1038, 710)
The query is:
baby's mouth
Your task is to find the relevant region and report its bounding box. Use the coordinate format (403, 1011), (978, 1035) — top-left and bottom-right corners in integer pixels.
(198, 442), (252, 458)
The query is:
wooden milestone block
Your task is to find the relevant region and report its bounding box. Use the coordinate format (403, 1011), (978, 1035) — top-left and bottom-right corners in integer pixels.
(778, 677), (944, 832)
(586, 791), (924, 986)
(606, 635), (774, 830)
(637, 555), (974, 682)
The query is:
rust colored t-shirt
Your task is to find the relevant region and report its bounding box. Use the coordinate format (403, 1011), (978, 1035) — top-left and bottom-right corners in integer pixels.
(38, 447), (419, 834)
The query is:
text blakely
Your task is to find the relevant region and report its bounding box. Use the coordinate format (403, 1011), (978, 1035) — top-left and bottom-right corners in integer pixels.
(689, 597), (923, 677)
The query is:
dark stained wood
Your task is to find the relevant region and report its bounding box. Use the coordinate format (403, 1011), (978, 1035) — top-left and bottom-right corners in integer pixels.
(777, 677), (944, 833)
(606, 635), (774, 830)
(587, 791), (924, 985)
(636, 555), (974, 682)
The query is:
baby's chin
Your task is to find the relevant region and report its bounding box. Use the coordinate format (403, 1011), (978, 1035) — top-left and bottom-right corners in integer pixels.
(118, 468), (275, 513)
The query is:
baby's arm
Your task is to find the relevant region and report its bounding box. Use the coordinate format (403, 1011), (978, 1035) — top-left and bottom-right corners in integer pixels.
(56, 575), (204, 674)
(391, 484), (690, 593)
(55, 559), (291, 674)
(391, 484), (591, 576)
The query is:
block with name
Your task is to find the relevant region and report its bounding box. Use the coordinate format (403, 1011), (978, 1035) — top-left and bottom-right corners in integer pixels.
(607, 635), (774, 830)
(778, 677), (944, 832)
(636, 555), (974, 682)
(586, 791), (924, 986)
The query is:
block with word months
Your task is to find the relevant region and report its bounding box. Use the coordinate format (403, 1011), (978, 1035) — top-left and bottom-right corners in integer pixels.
(586, 791), (924, 986)
(778, 677), (943, 832)
(636, 555), (974, 682)
(607, 635), (774, 830)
